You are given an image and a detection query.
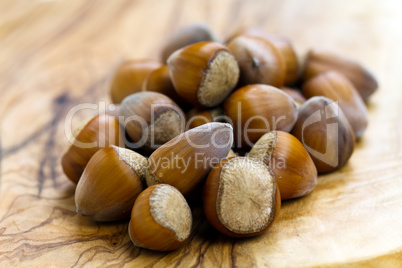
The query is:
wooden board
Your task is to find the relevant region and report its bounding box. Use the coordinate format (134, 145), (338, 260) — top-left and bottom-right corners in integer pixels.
(1, 0), (402, 266)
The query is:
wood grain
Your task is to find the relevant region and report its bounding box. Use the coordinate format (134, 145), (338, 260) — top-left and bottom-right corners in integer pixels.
(1, 0), (402, 267)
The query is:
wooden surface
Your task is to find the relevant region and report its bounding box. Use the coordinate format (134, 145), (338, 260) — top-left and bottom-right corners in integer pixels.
(1, 0), (402, 267)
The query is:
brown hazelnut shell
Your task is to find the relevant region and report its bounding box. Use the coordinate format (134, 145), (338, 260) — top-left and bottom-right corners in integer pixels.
(146, 122), (233, 196)
(61, 114), (124, 184)
(249, 131), (317, 200)
(302, 50), (378, 102)
(161, 24), (219, 63)
(110, 59), (161, 103)
(224, 84), (298, 148)
(120, 91), (185, 151)
(128, 184), (192, 251)
(291, 96), (355, 173)
(167, 41), (239, 108)
(203, 157), (281, 238)
(227, 34), (286, 87)
(302, 71), (368, 139)
(75, 146), (146, 221)
(143, 65), (191, 111)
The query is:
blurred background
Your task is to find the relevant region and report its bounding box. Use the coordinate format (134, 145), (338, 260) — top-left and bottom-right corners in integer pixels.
(0, 0), (401, 266)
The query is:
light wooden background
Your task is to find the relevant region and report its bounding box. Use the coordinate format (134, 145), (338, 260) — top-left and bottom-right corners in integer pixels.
(1, 0), (402, 267)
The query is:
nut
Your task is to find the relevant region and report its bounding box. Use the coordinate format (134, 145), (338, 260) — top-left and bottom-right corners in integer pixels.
(302, 71), (369, 139)
(229, 27), (299, 85)
(302, 50), (378, 102)
(186, 107), (224, 129)
(142, 65), (191, 111)
(291, 96), (355, 173)
(110, 59), (161, 103)
(203, 157), (281, 237)
(75, 146), (147, 221)
(97, 104), (121, 119)
(161, 24), (219, 63)
(223, 84), (298, 147)
(227, 34), (286, 87)
(146, 122), (233, 196)
(167, 41), (239, 108)
(120, 91), (185, 151)
(249, 131), (317, 200)
(61, 114), (124, 184)
(281, 87), (306, 107)
(128, 184), (192, 251)
(226, 149), (236, 158)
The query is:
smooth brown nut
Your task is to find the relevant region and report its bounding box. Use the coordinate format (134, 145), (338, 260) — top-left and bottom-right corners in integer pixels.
(282, 87), (306, 107)
(97, 104), (121, 119)
(75, 146), (147, 221)
(224, 84), (298, 148)
(227, 34), (286, 87)
(128, 184), (192, 251)
(291, 96), (355, 173)
(143, 65), (191, 111)
(120, 92), (185, 151)
(161, 24), (219, 63)
(229, 27), (299, 86)
(249, 131), (317, 200)
(203, 157), (281, 238)
(167, 41), (239, 108)
(61, 114), (124, 184)
(302, 50), (378, 102)
(146, 122), (233, 196)
(186, 107), (224, 129)
(110, 59), (161, 103)
(302, 71), (369, 139)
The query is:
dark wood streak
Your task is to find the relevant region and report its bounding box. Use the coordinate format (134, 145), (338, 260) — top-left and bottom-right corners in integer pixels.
(71, 234), (133, 267)
(37, 93), (71, 197)
(0, 191), (75, 224)
(0, 205), (132, 264)
(230, 239), (237, 268)
(1, 69), (111, 160)
(0, 207), (75, 237)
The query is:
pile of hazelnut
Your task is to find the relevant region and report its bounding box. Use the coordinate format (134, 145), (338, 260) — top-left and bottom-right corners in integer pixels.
(61, 24), (377, 252)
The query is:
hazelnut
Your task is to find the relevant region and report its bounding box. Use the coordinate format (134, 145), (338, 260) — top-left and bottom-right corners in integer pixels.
(186, 107), (224, 129)
(223, 84), (298, 148)
(203, 157), (281, 238)
(302, 71), (368, 139)
(291, 96), (355, 173)
(302, 50), (378, 102)
(75, 146), (147, 221)
(249, 131), (317, 200)
(146, 122), (233, 196)
(61, 114), (124, 184)
(227, 34), (286, 87)
(128, 184), (192, 251)
(97, 104), (121, 119)
(120, 92), (185, 151)
(281, 87), (306, 107)
(161, 24), (219, 63)
(229, 27), (299, 85)
(110, 59), (161, 103)
(167, 41), (239, 108)
(142, 65), (191, 111)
